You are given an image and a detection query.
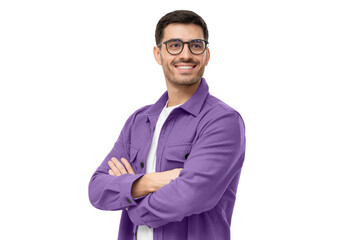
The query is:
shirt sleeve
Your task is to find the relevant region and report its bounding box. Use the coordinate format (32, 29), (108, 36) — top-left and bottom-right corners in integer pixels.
(127, 110), (246, 228)
(88, 112), (145, 211)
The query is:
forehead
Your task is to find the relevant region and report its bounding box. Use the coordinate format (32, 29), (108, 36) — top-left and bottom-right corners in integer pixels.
(162, 23), (204, 41)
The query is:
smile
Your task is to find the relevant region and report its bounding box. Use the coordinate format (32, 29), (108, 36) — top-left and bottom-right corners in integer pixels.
(174, 64), (196, 70)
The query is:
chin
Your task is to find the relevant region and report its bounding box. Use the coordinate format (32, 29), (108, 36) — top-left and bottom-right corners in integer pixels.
(169, 77), (201, 87)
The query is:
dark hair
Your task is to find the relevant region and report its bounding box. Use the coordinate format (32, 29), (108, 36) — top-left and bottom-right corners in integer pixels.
(155, 10), (209, 45)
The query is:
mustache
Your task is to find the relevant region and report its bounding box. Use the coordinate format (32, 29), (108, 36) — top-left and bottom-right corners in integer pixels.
(172, 59), (198, 65)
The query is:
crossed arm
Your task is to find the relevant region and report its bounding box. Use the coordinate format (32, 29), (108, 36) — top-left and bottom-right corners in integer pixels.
(90, 110), (245, 228)
(107, 157), (182, 210)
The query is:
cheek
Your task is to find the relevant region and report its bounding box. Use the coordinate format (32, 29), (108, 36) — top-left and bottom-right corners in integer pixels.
(202, 51), (210, 65)
(162, 56), (176, 68)
(203, 55), (209, 65)
(159, 53), (164, 65)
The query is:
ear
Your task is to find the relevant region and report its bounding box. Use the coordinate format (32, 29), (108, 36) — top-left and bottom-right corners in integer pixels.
(204, 48), (210, 66)
(153, 46), (162, 65)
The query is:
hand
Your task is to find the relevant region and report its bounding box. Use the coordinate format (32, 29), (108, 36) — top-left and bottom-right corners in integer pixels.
(130, 168), (183, 199)
(108, 157), (134, 211)
(108, 157), (135, 176)
(107, 158), (183, 210)
(147, 168), (183, 192)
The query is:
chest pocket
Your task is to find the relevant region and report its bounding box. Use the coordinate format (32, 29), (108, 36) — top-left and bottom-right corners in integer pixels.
(126, 143), (139, 163)
(129, 144), (139, 161)
(163, 143), (192, 169)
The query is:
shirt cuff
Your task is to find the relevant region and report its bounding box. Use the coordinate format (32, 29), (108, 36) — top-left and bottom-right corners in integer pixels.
(133, 194), (147, 201)
(126, 173), (146, 206)
(106, 173), (145, 207)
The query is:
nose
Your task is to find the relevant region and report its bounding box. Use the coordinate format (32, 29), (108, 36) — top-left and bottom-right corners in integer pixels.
(178, 43), (192, 60)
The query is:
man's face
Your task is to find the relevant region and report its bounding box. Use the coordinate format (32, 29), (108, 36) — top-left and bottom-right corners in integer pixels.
(154, 23), (210, 87)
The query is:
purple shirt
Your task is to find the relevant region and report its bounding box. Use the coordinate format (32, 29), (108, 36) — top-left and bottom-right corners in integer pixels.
(88, 78), (246, 240)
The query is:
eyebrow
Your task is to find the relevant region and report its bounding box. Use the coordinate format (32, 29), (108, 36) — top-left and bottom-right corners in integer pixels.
(165, 38), (204, 42)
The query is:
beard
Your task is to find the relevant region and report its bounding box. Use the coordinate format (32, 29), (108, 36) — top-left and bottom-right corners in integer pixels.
(160, 55), (205, 88)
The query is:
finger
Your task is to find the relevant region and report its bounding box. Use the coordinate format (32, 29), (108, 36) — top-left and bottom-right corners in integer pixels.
(109, 169), (115, 176)
(121, 158), (135, 175)
(108, 160), (121, 176)
(111, 157), (128, 175)
(108, 161), (120, 176)
(126, 207), (129, 211)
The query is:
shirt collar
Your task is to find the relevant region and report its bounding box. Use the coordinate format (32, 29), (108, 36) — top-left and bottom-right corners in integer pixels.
(147, 77), (209, 118)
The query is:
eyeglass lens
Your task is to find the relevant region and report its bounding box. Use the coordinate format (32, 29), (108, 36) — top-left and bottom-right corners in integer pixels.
(166, 39), (206, 55)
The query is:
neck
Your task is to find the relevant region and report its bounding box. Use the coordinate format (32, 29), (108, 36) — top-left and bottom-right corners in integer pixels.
(165, 79), (201, 107)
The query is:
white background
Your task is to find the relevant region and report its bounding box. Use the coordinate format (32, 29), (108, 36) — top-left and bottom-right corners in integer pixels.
(0, 0), (359, 239)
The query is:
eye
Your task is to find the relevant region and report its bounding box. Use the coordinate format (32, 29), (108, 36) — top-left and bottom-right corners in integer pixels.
(170, 43), (181, 48)
(167, 40), (182, 49)
(190, 40), (204, 50)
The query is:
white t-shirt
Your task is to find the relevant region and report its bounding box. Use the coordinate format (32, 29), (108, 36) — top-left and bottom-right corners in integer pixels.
(136, 99), (182, 240)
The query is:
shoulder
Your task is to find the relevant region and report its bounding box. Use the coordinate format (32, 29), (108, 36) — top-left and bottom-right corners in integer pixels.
(195, 94), (246, 148)
(122, 104), (152, 127)
(131, 104), (152, 117)
(201, 94), (245, 128)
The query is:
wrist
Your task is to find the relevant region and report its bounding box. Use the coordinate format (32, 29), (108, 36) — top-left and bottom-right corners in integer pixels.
(143, 173), (157, 193)
(131, 174), (153, 199)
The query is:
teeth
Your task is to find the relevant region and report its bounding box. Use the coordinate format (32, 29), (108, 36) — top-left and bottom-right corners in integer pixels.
(177, 66), (193, 69)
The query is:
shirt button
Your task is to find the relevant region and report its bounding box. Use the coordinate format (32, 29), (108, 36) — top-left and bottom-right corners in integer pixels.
(126, 198), (131, 203)
(185, 153), (189, 159)
(140, 162), (144, 168)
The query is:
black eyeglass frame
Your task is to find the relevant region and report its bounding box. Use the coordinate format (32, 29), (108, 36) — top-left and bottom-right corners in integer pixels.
(157, 39), (209, 55)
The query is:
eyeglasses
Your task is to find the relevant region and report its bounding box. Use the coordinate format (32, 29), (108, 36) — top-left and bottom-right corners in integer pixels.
(157, 39), (209, 55)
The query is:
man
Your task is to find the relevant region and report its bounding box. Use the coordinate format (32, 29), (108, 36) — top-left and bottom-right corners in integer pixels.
(88, 10), (246, 240)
